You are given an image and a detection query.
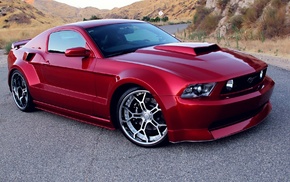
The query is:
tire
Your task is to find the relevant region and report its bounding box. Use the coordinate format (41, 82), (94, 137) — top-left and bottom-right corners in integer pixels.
(117, 87), (168, 147)
(10, 70), (34, 112)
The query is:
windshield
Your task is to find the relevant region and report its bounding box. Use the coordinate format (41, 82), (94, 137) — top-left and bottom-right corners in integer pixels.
(86, 22), (180, 58)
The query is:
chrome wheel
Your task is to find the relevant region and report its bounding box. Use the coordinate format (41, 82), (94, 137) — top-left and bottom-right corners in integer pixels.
(10, 71), (33, 111)
(118, 88), (167, 147)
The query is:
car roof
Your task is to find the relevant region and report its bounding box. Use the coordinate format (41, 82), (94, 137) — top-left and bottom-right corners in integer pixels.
(66, 19), (144, 29)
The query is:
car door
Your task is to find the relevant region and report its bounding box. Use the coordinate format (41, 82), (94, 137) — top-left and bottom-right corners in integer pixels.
(41, 30), (96, 115)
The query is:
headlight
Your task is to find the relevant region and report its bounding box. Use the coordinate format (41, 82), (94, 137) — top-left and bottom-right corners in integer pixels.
(259, 70), (264, 79)
(226, 79), (234, 91)
(181, 83), (216, 99)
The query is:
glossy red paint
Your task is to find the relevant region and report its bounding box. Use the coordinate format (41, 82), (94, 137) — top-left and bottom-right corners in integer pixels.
(65, 47), (91, 57)
(7, 19), (275, 145)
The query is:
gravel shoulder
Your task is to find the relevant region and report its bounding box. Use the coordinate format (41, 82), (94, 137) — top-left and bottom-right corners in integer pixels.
(0, 50), (6, 68)
(1, 49), (289, 71)
(252, 53), (290, 71)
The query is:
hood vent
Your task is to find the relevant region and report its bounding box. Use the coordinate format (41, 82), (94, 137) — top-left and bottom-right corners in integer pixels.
(194, 44), (220, 55)
(154, 43), (221, 56)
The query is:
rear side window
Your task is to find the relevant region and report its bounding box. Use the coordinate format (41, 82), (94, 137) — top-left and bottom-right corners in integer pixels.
(48, 30), (86, 53)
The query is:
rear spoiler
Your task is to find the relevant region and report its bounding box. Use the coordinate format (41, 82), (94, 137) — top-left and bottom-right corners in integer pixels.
(11, 39), (31, 49)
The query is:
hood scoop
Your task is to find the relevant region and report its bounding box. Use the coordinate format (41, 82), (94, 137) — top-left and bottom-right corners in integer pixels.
(154, 43), (221, 56)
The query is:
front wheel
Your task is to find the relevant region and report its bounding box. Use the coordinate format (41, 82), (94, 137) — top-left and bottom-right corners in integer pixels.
(117, 87), (168, 147)
(10, 70), (34, 112)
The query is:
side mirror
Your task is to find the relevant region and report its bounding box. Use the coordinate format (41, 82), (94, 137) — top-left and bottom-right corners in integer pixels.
(65, 47), (91, 58)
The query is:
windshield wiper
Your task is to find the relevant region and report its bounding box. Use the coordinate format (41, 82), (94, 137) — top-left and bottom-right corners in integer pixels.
(106, 49), (137, 57)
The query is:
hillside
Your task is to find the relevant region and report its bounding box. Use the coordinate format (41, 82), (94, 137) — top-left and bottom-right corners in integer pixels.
(106, 0), (199, 21)
(189, 0), (290, 39)
(5, 0), (290, 37)
(26, 0), (199, 23)
(24, 0), (290, 39)
(30, 0), (108, 22)
(0, 0), (63, 28)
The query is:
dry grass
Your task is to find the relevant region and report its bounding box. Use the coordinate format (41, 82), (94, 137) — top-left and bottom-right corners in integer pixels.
(175, 29), (290, 59)
(0, 25), (53, 49)
(210, 37), (290, 59)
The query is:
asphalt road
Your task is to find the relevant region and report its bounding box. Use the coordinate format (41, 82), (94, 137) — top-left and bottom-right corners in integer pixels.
(0, 41), (289, 181)
(159, 23), (189, 34)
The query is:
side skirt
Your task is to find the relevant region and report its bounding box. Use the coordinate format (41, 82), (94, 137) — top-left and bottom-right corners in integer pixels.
(33, 100), (115, 130)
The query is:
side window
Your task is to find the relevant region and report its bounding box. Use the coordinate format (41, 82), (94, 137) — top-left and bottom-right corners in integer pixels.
(48, 30), (86, 53)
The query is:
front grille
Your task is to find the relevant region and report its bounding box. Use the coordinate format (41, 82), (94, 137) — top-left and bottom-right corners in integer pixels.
(209, 105), (264, 131)
(221, 69), (267, 94)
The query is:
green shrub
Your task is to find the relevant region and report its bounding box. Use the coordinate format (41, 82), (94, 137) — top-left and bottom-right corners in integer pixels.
(242, 0), (269, 26)
(142, 16), (150, 21)
(189, 31), (207, 42)
(5, 41), (13, 54)
(199, 14), (222, 34)
(217, 0), (230, 10)
(260, 6), (286, 38)
(230, 15), (243, 31)
(0, 39), (5, 49)
(162, 16), (169, 22)
(193, 7), (212, 26)
(271, 0), (289, 8)
(254, 0), (270, 16)
(83, 15), (101, 21)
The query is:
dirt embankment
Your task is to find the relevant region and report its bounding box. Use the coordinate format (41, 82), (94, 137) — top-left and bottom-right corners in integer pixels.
(0, 49), (289, 70)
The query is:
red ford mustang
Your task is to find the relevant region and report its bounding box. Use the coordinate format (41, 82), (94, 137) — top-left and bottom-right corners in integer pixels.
(7, 19), (275, 147)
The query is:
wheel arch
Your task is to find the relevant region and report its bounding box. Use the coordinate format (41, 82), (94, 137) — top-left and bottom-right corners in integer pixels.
(8, 59), (41, 93)
(109, 77), (169, 128)
(8, 67), (27, 92)
(107, 66), (184, 129)
(109, 83), (142, 128)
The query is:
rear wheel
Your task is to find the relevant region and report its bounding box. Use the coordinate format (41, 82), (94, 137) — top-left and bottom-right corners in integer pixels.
(10, 70), (33, 112)
(117, 87), (168, 147)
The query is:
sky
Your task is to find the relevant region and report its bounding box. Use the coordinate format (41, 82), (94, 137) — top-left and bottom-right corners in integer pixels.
(54, 0), (141, 10)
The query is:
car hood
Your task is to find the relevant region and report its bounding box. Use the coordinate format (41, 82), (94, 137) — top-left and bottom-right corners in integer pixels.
(112, 43), (267, 82)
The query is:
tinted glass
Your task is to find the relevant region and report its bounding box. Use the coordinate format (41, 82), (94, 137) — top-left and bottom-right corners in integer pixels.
(48, 30), (86, 53)
(86, 22), (179, 57)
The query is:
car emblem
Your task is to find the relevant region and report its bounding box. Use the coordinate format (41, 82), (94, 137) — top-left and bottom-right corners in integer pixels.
(247, 76), (257, 84)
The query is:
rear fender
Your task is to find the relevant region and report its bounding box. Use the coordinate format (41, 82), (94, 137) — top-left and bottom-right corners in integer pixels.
(8, 51), (42, 92)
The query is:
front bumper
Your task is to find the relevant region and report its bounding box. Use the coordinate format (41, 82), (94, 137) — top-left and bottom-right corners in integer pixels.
(164, 76), (275, 143)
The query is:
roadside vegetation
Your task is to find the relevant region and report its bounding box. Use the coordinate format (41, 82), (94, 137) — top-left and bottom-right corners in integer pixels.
(180, 0), (290, 58)
(0, 27), (50, 53)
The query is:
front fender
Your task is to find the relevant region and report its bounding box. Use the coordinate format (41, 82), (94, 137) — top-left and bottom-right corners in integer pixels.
(114, 67), (186, 96)
(107, 67), (185, 130)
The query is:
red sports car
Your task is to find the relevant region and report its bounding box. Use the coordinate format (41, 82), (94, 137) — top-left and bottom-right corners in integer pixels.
(7, 19), (275, 147)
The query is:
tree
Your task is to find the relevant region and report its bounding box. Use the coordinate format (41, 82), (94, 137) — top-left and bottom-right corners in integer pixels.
(142, 16), (151, 21)
(162, 16), (169, 22)
(83, 15), (101, 21)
